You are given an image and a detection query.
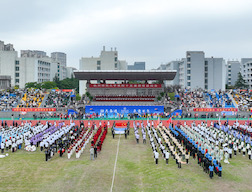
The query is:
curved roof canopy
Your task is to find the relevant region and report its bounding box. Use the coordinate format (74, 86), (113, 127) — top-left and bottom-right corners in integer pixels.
(74, 70), (176, 81)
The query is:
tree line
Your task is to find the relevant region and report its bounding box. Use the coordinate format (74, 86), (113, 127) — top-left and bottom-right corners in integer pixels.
(25, 77), (79, 92)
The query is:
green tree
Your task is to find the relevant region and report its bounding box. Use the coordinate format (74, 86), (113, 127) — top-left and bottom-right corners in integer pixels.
(235, 72), (248, 88)
(76, 94), (81, 101)
(41, 81), (57, 89)
(57, 78), (79, 91)
(25, 82), (41, 89)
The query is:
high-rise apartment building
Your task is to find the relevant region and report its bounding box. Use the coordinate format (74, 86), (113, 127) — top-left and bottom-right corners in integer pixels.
(157, 51), (226, 90)
(0, 40), (74, 88)
(241, 58), (252, 89)
(0, 41), (18, 86)
(226, 61), (240, 86)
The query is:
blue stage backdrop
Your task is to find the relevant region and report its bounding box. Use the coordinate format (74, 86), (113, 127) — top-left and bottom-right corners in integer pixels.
(85, 105), (164, 118)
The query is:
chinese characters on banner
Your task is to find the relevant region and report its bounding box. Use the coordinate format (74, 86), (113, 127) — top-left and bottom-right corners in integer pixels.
(89, 84), (162, 88)
(12, 108), (57, 112)
(193, 108), (238, 112)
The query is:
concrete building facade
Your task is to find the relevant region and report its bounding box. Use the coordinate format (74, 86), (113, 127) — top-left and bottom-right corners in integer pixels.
(0, 75), (11, 89)
(157, 61), (181, 86)
(241, 58), (252, 89)
(0, 41), (18, 86)
(157, 51), (226, 91)
(0, 40), (75, 88)
(226, 61), (240, 86)
(79, 46), (127, 95)
(128, 62), (145, 70)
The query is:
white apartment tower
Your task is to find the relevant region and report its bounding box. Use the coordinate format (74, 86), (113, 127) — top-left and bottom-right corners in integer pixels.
(0, 41), (18, 86)
(157, 51), (226, 91)
(241, 58), (252, 89)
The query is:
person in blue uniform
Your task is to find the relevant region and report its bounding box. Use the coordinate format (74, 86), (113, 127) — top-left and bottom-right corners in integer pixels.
(209, 163), (214, 179)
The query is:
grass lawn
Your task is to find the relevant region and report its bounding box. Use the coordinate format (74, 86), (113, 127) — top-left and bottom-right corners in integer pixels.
(0, 128), (252, 192)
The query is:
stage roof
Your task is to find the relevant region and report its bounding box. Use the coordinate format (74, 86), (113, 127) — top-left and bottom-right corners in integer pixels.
(74, 70), (177, 81)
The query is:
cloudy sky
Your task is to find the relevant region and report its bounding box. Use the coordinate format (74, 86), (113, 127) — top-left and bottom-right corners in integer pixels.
(1, 0), (252, 69)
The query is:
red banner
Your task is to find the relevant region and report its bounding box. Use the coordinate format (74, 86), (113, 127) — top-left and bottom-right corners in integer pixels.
(193, 108), (238, 112)
(55, 89), (73, 92)
(115, 122), (127, 127)
(12, 108), (57, 112)
(89, 84), (162, 89)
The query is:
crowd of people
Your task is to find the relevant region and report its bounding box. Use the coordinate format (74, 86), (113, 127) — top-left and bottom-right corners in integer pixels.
(178, 90), (207, 111)
(44, 91), (71, 108)
(0, 91), (21, 111)
(206, 91), (234, 108)
(232, 89), (252, 111)
(18, 89), (45, 108)
(177, 89), (238, 112)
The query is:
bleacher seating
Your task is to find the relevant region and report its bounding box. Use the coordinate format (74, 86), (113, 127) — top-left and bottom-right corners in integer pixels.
(44, 91), (71, 108)
(232, 90), (252, 111)
(205, 91), (235, 108)
(18, 89), (45, 108)
(0, 92), (20, 111)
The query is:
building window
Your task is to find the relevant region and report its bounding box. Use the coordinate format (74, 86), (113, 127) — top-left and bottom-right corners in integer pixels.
(15, 60), (19, 65)
(187, 70), (191, 74)
(58, 70), (60, 72)
(205, 79), (208, 83)
(114, 63), (118, 69)
(187, 64), (191, 68)
(97, 66), (101, 70)
(15, 73), (19, 77)
(228, 78), (231, 81)
(15, 67), (19, 71)
(97, 60), (101, 65)
(228, 73), (231, 76)
(187, 76), (191, 80)
(115, 57), (117, 62)
(187, 82), (191, 86)
(228, 65), (231, 68)
(15, 79), (19, 83)
(205, 73), (208, 77)
(187, 57), (191, 62)
(58, 65), (60, 68)
(205, 67), (208, 71)
(205, 85), (208, 89)
(205, 61), (208, 66)
(228, 70), (231, 72)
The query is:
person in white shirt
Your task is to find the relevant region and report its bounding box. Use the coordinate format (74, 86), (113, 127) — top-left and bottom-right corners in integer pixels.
(1, 142), (5, 153)
(165, 151), (170, 164)
(90, 147), (94, 160)
(40, 141), (44, 151)
(233, 144), (238, 156)
(154, 150), (159, 164)
(242, 146), (246, 156)
(136, 134), (139, 144)
(143, 134), (146, 144)
(248, 148), (251, 160)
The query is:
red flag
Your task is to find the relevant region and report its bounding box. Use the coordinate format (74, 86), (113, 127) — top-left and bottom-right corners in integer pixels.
(167, 117), (172, 125)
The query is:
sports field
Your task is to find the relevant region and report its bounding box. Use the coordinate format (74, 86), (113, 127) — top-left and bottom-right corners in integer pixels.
(0, 128), (252, 192)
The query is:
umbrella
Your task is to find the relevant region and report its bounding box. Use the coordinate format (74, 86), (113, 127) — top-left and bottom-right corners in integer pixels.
(174, 95), (180, 98)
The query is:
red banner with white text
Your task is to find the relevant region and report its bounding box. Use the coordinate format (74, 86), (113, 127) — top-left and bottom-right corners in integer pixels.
(12, 108), (57, 112)
(89, 84), (162, 88)
(193, 108), (237, 112)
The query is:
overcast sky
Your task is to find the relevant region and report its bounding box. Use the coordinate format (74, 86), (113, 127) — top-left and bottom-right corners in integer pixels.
(1, 0), (252, 69)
